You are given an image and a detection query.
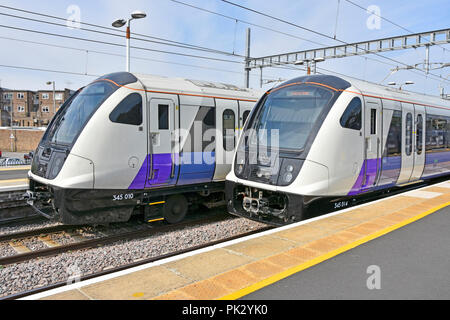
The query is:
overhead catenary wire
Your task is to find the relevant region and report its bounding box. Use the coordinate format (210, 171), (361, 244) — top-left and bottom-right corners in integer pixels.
(0, 36), (281, 82)
(0, 24), (244, 65)
(170, 0), (450, 85)
(0, 4), (246, 58)
(0, 11), (244, 58)
(0, 64), (100, 77)
(0, 2), (448, 90)
(219, 0), (450, 86)
(343, 0), (450, 55)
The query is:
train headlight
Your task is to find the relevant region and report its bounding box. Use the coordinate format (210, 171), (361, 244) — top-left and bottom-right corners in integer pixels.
(234, 152), (246, 177)
(48, 153), (66, 180)
(283, 172), (293, 184)
(277, 159), (304, 186)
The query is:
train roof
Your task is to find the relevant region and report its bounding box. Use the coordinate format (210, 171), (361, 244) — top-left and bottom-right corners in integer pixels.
(130, 72), (263, 101)
(95, 72), (263, 102)
(275, 74), (450, 110)
(343, 75), (450, 110)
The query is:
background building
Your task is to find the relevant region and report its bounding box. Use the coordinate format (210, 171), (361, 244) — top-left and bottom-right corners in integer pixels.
(0, 88), (73, 127)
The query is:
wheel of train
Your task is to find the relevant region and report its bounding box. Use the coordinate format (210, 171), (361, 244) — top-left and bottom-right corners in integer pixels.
(163, 195), (188, 224)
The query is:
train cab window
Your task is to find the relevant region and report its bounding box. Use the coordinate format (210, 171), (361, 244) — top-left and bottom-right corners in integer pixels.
(340, 97), (362, 131)
(109, 93), (142, 126)
(406, 113), (413, 156)
(242, 110), (250, 127)
(158, 105), (169, 130)
(417, 114), (423, 155)
(223, 109), (236, 151)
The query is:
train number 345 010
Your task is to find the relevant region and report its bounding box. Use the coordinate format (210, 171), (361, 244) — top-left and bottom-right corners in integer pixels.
(113, 193), (134, 201)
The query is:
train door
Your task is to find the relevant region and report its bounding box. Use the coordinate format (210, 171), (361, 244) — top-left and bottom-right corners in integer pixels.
(146, 97), (178, 187)
(213, 99), (239, 181)
(397, 102), (415, 184)
(410, 105), (426, 181)
(361, 97), (382, 191)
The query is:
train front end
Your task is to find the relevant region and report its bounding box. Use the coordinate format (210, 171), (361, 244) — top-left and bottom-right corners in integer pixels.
(225, 75), (352, 226)
(26, 72), (146, 225)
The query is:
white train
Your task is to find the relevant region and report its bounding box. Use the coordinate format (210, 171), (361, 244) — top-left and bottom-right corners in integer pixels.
(226, 74), (450, 225)
(27, 72), (263, 225)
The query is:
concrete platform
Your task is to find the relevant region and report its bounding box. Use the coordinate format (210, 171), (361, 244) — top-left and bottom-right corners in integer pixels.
(25, 180), (450, 300)
(0, 166), (30, 182)
(0, 178), (28, 192)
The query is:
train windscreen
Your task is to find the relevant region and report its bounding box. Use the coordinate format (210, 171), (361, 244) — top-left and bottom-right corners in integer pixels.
(46, 81), (117, 146)
(249, 84), (333, 151)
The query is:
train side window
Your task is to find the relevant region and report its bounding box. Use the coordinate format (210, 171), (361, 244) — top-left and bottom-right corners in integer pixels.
(109, 93), (142, 125)
(416, 114), (423, 155)
(340, 97), (362, 131)
(385, 110), (402, 157)
(158, 104), (169, 130)
(405, 113), (412, 156)
(426, 116), (447, 151)
(223, 109), (236, 151)
(370, 109), (377, 135)
(242, 110), (250, 127)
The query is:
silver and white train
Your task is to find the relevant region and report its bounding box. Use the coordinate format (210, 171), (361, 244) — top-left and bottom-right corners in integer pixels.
(27, 72), (263, 225)
(226, 74), (450, 225)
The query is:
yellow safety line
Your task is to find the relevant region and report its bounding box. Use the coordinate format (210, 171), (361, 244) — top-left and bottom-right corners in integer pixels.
(219, 200), (450, 300)
(149, 201), (165, 206)
(0, 178), (28, 184)
(0, 166), (31, 172)
(148, 218), (165, 223)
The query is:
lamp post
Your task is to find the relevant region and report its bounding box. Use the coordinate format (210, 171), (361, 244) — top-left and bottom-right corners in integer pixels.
(294, 57), (325, 75)
(112, 11), (147, 72)
(46, 81), (56, 115)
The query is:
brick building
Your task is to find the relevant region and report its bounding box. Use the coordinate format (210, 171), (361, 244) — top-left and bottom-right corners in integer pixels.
(36, 89), (72, 125)
(0, 88), (73, 127)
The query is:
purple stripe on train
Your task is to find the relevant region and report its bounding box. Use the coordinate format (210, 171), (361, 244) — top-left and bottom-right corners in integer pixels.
(348, 158), (381, 196)
(349, 151), (450, 196)
(128, 152), (215, 190)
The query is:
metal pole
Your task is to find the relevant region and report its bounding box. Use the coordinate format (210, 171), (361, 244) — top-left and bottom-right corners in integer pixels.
(259, 67), (263, 88)
(52, 81), (56, 115)
(244, 28), (251, 88)
(425, 45), (430, 74)
(10, 103), (13, 152)
(126, 20), (131, 72)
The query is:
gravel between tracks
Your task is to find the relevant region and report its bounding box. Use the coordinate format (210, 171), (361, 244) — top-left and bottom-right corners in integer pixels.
(0, 220), (62, 236)
(0, 216), (267, 298)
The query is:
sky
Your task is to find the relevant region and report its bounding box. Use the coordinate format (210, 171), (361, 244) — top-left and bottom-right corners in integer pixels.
(0, 0), (449, 96)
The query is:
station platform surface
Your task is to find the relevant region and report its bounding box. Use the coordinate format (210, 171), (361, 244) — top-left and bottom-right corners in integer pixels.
(0, 166), (30, 181)
(27, 180), (450, 300)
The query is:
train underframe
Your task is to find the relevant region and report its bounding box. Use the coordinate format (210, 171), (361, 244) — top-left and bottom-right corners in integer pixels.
(224, 179), (439, 226)
(225, 181), (310, 226)
(25, 179), (226, 225)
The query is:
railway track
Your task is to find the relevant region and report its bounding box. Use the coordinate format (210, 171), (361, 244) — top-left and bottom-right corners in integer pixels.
(3, 220), (272, 300)
(0, 189), (39, 224)
(0, 212), (240, 267)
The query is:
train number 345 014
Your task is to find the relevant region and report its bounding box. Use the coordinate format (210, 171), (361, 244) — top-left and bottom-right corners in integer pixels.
(334, 201), (349, 209)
